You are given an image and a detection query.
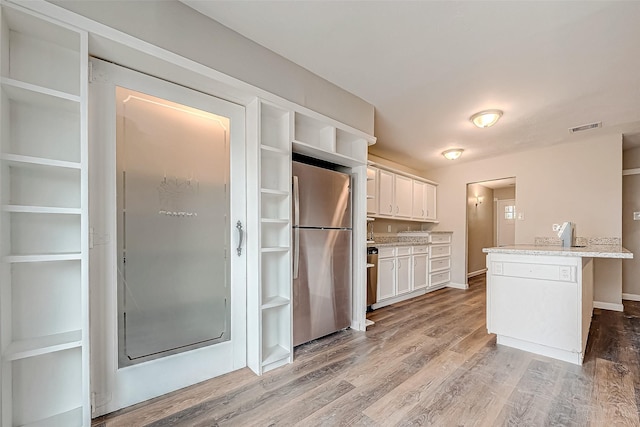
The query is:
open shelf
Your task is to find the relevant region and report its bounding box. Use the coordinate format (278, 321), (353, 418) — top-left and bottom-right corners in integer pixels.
(260, 144), (288, 155)
(2, 204), (81, 214)
(1, 4), (88, 425)
(292, 140), (365, 167)
(262, 344), (289, 366)
(4, 253), (82, 263)
(260, 149), (290, 193)
(261, 296), (290, 310)
(10, 348), (84, 427)
(4, 330), (82, 361)
(1, 153), (81, 170)
(294, 112), (335, 152)
(1, 7), (81, 95)
(260, 103), (290, 151)
(260, 247), (290, 253)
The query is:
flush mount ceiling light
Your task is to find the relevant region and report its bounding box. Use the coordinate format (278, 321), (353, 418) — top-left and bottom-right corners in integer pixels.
(442, 148), (464, 160)
(470, 109), (503, 128)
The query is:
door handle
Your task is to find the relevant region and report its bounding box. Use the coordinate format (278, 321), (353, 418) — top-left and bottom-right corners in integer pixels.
(236, 221), (244, 256)
(293, 176), (300, 279)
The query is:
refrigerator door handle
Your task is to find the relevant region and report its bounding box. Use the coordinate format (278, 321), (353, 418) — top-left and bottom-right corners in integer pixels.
(293, 175), (300, 279)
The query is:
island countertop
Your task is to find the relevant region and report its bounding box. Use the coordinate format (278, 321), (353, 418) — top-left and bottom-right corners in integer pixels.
(482, 244), (633, 259)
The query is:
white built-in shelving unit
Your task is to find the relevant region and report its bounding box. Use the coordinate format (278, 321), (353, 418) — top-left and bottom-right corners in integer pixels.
(0, 3), (89, 426)
(247, 100), (293, 374)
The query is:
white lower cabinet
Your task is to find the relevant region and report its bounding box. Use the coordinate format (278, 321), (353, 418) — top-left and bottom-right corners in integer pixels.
(395, 247), (412, 295)
(412, 246), (429, 290)
(378, 254), (396, 301)
(429, 233), (452, 288)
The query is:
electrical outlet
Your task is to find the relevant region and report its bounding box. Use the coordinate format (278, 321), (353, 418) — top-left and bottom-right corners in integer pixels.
(634, 212), (640, 221)
(552, 224), (561, 231)
(387, 225), (392, 232)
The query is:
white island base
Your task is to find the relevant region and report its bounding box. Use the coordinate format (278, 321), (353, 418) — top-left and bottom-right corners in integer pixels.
(485, 253), (594, 365)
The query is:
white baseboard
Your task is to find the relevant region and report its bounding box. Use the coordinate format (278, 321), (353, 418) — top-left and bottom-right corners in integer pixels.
(622, 293), (640, 302)
(593, 301), (624, 312)
(467, 268), (487, 278)
(447, 282), (469, 290)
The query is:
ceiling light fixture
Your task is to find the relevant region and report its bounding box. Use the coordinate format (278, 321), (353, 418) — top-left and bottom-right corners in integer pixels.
(442, 148), (464, 160)
(470, 109), (503, 128)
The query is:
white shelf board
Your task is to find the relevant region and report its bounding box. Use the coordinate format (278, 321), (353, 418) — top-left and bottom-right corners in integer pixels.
(23, 406), (83, 427)
(4, 330), (82, 361)
(260, 188), (289, 196)
(261, 247), (290, 253)
(1, 77), (81, 109)
(261, 218), (290, 224)
(261, 296), (290, 310)
(366, 217), (375, 221)
(260, 144), (289, 155)
(4, 253), (82, 263)
(366, 240), (375, 244)
(366, 263), (375, 268)
(366, 195), (374, 199)
(262, 344), (290, 366)
(2, 205), (81, 215)
(1, 153), (81, 170)
(292, 140), (365, 167)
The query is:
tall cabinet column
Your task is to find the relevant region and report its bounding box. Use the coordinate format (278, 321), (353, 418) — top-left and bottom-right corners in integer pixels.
(0, 2), (89, 426)
(247, 100), (293, 375)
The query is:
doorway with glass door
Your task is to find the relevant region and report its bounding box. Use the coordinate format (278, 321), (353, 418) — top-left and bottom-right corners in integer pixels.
(466, 178), (516, 282)
(88, 58), (246, 416)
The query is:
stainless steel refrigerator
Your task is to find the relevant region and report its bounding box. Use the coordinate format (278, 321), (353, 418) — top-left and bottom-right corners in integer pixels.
(292, 161), (352, 346)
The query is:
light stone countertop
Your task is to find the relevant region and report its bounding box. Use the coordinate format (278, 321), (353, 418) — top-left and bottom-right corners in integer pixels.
(367, 242), (424, 248)
(482, 244), (633, 259)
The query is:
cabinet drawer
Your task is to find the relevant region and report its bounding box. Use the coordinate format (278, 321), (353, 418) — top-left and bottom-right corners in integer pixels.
(412, 245), (428, 254)
(396, 246), (412, 256)
(379, 247), (396, 258)
(430, 257), (450, 272)
(430, 270), (451, 287)
(430, 244), (451, 258)
(430, 233), (451, 244)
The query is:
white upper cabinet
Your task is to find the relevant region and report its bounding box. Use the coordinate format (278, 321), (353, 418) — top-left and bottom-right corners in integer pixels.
(424, 182), (436, 220)
(411, 180), (437, 221)
(369, 163), (437, 222)
(412, 180), (425, 219)
(394, 175), (412, 218)
(378, 169), (395, 217)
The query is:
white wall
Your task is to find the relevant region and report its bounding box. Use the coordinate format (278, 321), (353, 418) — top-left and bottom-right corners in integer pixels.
(428, 134), (623, 304)
(50, 0), (374, 134)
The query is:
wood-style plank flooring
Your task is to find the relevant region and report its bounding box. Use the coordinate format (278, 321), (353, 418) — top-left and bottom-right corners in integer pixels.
(93, 275), (640, 426)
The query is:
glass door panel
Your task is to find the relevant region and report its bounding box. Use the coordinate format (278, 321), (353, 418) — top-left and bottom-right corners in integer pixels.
(116, 87), (230, 367)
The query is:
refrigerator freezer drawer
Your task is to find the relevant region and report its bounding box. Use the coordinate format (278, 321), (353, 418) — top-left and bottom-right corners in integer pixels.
(293, 228), (352, 346)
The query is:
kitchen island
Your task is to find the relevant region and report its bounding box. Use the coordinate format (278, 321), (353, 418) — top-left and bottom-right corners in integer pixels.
(482, 244), (632, 365)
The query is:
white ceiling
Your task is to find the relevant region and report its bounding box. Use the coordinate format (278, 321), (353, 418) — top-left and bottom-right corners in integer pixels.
(182, 1), (640, 170)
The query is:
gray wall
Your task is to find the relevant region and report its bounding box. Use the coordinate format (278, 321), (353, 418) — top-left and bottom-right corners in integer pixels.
(50, 0), (374, 134)
(467, 183), (494, 276)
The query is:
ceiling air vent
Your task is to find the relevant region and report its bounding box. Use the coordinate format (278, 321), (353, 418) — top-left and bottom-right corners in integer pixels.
(569, 122), (602, 134)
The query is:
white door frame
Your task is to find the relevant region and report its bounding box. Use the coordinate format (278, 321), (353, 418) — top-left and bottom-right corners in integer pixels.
(89, 58), (246, 416)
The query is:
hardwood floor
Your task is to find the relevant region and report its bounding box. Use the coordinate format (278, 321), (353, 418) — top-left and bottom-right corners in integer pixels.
(93, 275), (640, 426)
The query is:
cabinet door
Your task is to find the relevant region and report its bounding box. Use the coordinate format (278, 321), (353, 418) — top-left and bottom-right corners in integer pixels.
(413, 254), (428, 290)
(395, 175), (413, 218)
(425, 183), (437, 220)
(378, 257), (396, 300)
(396, 255), (412, 294)
(378, 169), (395, 217)
(412, 180), (425, 219)
(366, 167), (378, 214)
